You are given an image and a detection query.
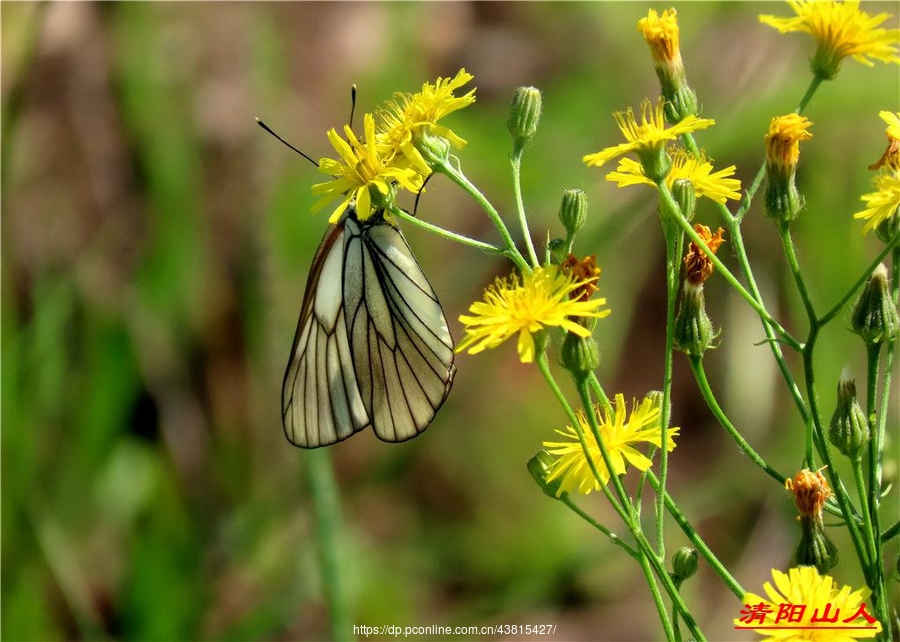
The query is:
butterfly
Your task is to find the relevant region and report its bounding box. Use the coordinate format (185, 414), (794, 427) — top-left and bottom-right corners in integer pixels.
(282, 205), (455, 447)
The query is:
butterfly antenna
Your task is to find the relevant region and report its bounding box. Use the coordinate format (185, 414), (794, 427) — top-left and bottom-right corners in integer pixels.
(412, 173), (434, 218)
(256, 117), (318, 167)
(349, 84), (358, 130)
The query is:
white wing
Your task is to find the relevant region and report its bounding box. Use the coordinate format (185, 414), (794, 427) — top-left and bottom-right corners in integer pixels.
(282, 212), (455, 447)
(344, 218), (455, 442)
(282, 222), (370, 447)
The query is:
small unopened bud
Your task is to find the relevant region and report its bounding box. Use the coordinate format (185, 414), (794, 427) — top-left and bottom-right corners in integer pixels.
(560, 332), (601, 378)
(674, 281), (715, 357)
(828, 373), (870, 459)
(763, 114), (812, 226)
(527, 450), (565, 499)
(875, 209), (900, 245)
(671, 547), (699, 586)
(850, 263), (899, 345)
(414, 130), (450, 169)
(508, 86), (542, 154)
(672, 178), (696, 222)
(793, 515), (839, 573)
(559, 189), (588, 236)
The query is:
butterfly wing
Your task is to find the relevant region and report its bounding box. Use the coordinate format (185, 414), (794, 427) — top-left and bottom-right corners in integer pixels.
(344, 218), (455, 442)
(282, 211), (455, 447)
(282, 222), (371, 447)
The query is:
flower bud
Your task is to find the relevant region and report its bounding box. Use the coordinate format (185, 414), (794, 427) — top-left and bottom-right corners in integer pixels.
(559, 189), (588, 236)
(414, 130), (451, 169)
(560, 331), (601, 378)
(828, 373), (870, 459)
(763, 115), (812, 225)
(672, 547), (699, 586)
(850, 263), (899, 345)
(875, 209), (900, 245)
(508, 86), (542, 154)
(637, 9), (698, 123)
(674, 281), (715, 357)
(793, 516), (839, 573)
(672, 178), (696, 222)
(527, 450), (566, 499)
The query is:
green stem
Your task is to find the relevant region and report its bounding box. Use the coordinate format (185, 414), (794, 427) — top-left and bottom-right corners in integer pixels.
(535, 354), (628, 521)
(818, 233), (899, 325)
(510, 151), (540, 267)
(558, 494), (639, 559)
(306, 449), (352, 642)
(656, 218), (682, 558)
(637, 552), (676, 642)
(864, 341), (890, 637)
(659, 186), (801, 350)
(436, 158), (531, 272)
(646, 471), (745, 599)
(689, 357), (786, 485)
(389, 207), (505, 256)
(882, 520), (900, 543)
(797, 75), (824, 113)
(851, 456), (877, 575)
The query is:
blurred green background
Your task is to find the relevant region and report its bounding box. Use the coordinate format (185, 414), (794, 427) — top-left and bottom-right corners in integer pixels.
(2, 2), (898, 640)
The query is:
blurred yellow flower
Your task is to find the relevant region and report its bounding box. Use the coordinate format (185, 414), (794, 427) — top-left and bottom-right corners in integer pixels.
(457, 265), (610, 363)
(583, 98), (713, 170)
(638, 8), (681, 64)
(736, 567), (881, 640)
(854, 173), (900, 235)
(759, 1), (900, 79)
(312, 113), (425, 222)
(606, 150), (741, 204)
(869, 111), (900, 172)
(765, 114), (813, 170)
(543, 393), (678, 495)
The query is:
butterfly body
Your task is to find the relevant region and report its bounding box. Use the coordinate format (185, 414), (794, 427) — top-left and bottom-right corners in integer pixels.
(282, 207), (455, 448)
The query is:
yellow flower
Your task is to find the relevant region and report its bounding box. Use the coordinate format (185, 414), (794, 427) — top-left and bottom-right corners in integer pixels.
(854, 172), (900, 235)
(312, 113), (425, 223)
(542, 393), (679, 495)
(765, 114), (814, 170)
(759, 1), (900, 79)
(377, 69), (476, 175)
(638, 8), (681, 63)
(457, 264), (610, 363)
(606, 150), (742, 204)
(735, 567), (881, 640)
(868, 111), (900, 172)
(583, 98), (714, 176)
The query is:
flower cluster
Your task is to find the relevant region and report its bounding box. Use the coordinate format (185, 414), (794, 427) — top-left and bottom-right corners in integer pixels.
(311, 69), (475, 222)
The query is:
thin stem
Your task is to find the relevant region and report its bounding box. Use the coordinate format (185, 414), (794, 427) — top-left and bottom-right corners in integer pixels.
(645, 471), (745, 600)
(389, 207), (505, 256)
(535, 354), (628, 521)
(818, 233), (899, 325)
(689, 357), (787, 485)
(558, 494), (639, 559)
(306, 449), (352, 642)
(883, 520), (900, 543)
(797, 74), (825, 113)
(864, 342), (890, 637)
(656, 220), (682, 558)
(510, 151), (540, 267)
(637, 552), (676, 642)
(658, 185), (802, 350)
(436, 158), (531, 272)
